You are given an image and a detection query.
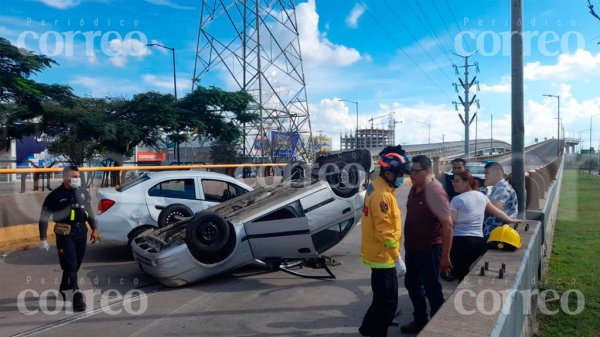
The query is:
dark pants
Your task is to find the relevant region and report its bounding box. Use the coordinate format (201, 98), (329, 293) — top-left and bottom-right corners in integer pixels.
(56, 224), (87, 292)
(360, 267), (398, 337)
(450, 236), (484, 282)
(404, 246), (444, 324)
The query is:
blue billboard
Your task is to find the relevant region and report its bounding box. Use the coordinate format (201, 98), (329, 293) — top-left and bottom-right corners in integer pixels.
(271, 131), (300, 158)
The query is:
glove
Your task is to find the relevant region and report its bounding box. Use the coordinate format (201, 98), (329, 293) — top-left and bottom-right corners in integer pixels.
(395, 257), (406, 277)
(40, 240), (50, 251)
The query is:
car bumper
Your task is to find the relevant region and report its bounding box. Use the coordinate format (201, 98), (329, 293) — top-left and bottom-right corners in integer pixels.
(131, 234), (254, 287)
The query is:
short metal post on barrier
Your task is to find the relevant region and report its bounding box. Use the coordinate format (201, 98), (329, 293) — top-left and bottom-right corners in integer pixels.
(20, 173), (26, 193)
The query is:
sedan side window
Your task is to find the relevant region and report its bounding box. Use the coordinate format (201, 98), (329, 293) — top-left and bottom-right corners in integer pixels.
(148, 179), (196, 199)
(202, 180), (249, 202)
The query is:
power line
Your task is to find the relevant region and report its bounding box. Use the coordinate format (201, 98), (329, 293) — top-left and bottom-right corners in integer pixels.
(431, 0), (462, 53)
(355, 0), (453, 101)
(381, 0), (455, 84)
(443, 0), (473, 52)
(404, 0), (454, 64)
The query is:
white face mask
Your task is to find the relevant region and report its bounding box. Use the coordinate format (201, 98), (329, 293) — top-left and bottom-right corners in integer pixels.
(69, 177), (81, 189)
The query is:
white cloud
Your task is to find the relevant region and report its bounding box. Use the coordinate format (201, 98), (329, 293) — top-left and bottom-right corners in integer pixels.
(346, 3), (366, 29)
(36, 0), (80, 9)
(107, 39), (151, 67)
(142, 74), (191, 95)
(309, 99), (495, 149)
(296, 0), (361, 67)
(87, 53), (97, 65)
(309, 98), (367, 150)
(109, 54), (127, 67)
(0, 26), (18, 38)
(70, 75), (143, 97)
(524, 83), (600, 148)
(524, 49), (600, 81)
(144, 0), (194, 10)
(480, 76), (511, 94)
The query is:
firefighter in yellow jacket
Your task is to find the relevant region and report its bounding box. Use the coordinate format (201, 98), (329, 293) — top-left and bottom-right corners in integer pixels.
(359, 146), (411, 337)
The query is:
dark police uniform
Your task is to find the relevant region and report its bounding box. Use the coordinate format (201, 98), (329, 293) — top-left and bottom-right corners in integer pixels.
(39, 184), (96, 293)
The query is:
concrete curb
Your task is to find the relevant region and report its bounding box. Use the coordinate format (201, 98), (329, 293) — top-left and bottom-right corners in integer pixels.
(0, 223), (56, 252)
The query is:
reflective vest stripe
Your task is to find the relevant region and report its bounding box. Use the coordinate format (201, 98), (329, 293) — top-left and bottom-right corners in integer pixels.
(70, 210), (75, 221)
(361, 256), (395, 269)
(384, 240), (399, 248)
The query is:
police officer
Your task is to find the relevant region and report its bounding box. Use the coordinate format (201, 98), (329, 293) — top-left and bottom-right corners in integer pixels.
(359, 146), (410, 337)
(39, 165), (100, 312)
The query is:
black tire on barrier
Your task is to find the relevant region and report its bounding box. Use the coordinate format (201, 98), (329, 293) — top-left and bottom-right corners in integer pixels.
(157, 204), (194, 228)
(185, 211), (230, 260)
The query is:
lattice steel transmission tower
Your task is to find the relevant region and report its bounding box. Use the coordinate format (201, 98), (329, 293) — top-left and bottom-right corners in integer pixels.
(192, 0), (313, 162)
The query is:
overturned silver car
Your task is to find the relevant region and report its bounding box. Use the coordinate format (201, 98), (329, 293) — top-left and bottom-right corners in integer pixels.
(131, 150), (372, 287)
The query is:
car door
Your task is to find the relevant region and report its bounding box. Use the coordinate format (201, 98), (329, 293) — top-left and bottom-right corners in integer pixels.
(145, 177), (200, 222)
(243, 203), (318, 259)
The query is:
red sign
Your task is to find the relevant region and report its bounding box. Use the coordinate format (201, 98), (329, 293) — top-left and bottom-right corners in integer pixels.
(137, 152), (166, 162)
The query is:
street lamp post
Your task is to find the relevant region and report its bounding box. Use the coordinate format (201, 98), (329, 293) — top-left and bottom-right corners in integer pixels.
(590, 113), (600, 174)
(147, 43), (177, 99)
(543, 94), (560, 155)
(416, 121), (431, 144)
(147, 43), (179, 163)
(338, 99), (359, 149)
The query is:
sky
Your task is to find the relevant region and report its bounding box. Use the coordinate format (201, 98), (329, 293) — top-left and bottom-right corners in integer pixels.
(2, 0), (600, 151)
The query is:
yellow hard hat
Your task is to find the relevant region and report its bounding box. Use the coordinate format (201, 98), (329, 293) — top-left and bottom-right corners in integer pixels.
(487, 224), (521, 251)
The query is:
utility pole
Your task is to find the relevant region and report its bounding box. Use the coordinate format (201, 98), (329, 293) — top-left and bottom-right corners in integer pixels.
(475, 113), (478, 156)
(452, 53), (480, 158)
(490, 114), (493, 155)
(511, 0), (526, 216)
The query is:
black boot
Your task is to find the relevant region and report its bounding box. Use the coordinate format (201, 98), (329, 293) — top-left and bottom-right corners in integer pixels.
(72, 291), (86, 312)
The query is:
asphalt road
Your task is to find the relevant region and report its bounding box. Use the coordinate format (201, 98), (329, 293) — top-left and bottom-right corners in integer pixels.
(496, 138), (561, 173)
(0, 139), (559, 337)
(1, 185), (459, 337)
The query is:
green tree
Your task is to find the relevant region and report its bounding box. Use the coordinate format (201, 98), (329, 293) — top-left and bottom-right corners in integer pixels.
(178, 87), (256, 164)
(177, 86), (256, 143)
(0, 37), (74, 149)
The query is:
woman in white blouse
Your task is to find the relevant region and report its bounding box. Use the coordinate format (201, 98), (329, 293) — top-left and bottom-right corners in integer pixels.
(449, 171), (521, 282)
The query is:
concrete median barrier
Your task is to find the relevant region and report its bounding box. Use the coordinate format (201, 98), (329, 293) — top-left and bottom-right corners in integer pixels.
(0, 190), (98, 252)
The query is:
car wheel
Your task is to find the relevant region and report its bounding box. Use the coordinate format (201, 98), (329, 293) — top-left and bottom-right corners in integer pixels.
(128, 225), (155, 245)
(284, 161), (308, 181)
(157, 204), (194, 228)
(186, 211), (230, 257)
(127, 225), (156, 259)
(321, 161), (360, 198)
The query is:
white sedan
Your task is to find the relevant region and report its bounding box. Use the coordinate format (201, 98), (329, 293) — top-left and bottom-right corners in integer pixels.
(131, 150), (372, 286)
(96, 171), (252, 245)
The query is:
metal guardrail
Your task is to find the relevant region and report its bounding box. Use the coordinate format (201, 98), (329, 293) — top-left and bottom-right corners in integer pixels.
(0, 163), (288, 193)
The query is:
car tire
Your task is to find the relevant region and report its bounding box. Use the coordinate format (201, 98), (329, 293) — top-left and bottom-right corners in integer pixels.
(127, 225), (155, 245)
(127, 225), (156, 260)
(284, 161), (308, 181)
(157, 204), (194, 228)
(321, 161), (360, 198)
(186, 211), (231, 259)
